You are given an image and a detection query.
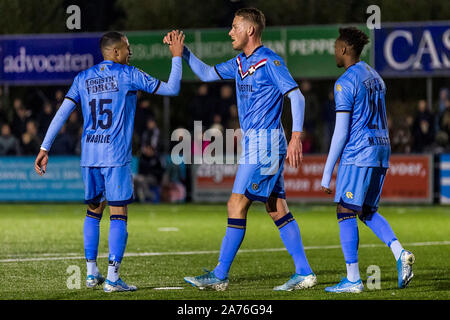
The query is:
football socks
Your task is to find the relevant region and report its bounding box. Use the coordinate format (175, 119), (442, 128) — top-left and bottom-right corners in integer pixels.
(107, 215), (128, 282)
(83, 210), (102, 275)
(213, 218), (246, 280)
(364, 212), (403, 260)
(338, 216), (360, 281)
(276, 213), (313, 275)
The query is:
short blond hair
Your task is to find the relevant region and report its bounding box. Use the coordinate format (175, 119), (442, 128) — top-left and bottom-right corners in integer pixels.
(235, 8), (265, 38)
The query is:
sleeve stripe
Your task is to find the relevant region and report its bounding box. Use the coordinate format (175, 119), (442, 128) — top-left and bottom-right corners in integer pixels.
(336, 110), (351, 113)
(152, 79), (161, 95)
(64, 96), (78, 105)
(283, 86), (299, 96)
(214, 65), (224, 80)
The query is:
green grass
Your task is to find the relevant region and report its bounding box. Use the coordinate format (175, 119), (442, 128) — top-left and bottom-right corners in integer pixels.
(0, 203), (449, 300)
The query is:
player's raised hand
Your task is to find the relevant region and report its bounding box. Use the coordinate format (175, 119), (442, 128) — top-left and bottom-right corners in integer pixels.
(34, 149), (49, 176)
(286, 131), (303, 168)
(168, 30), (185, 57)
(163, 30), (175, 45)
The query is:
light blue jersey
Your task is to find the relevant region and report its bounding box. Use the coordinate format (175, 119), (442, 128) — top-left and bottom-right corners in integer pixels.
(65, 60), (161, 167)
(334, 61), (390, 168)
(215, 46), (299, 157)
(214, 46), (298, 201)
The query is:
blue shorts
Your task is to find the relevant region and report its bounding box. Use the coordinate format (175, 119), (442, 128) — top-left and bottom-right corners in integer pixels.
(81, 164), (134, 206)
(334, 164), (387, 212)
(232, 155), (286, 202)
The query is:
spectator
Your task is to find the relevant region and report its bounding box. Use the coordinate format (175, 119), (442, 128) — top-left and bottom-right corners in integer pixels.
(134, 99), (155, 138)
(134, 144), (164, 203)
(321, 89), (336, 152)
(21, 119), (41, 155)
(227, 104), (240, 130)
(213, 84), (234, 127)
(37, 102), (55, 139)
(412, 99), (435, 152)
(439, 98), (450, 135)
(11, 105), (31, 138)
(50, 124), (75, 155)
(300, 80), (321, 152)
(0, 123), (21, 155)
(438, 88), (449, 114)
(162, 144), (187, 203)
(54, 89), (65, 107)
(0, 87), (10, 123)
(189, 84), (214, 129)
(210, 114), (224, 134)
(66, 110), (82, 140)
(141, 118), (160, 151)
(74, 127), (83, 155)
(390, 115), (413, 153)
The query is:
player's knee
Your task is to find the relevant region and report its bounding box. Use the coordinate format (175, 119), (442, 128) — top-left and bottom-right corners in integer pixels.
(358, 205), (375, 223)
(88, 200), (106, 214)
(227, 195), (249, 219)
(109, 204), (128, 216)
(336, 204), (358, 222)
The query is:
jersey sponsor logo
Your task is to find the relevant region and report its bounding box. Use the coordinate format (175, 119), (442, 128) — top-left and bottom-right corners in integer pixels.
(85, 76), (119, 94)
(237, 84), (254, 92)
(236, 56), (267, 80)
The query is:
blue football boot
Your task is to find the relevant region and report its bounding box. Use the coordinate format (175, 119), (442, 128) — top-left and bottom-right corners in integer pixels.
(103, 278), (137, 292)
(273, 273), (317, 291)
(397, 250), (415, 288)
(325, 277), (364, 293)
(86, 273), (105, 288)
(184, 269), (229, 291)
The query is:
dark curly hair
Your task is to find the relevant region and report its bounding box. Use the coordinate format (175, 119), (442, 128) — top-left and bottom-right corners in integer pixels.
(338, 27), (369, 57)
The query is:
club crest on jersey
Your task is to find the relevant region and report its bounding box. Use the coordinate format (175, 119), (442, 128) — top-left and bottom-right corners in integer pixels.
(237, 56), (267, 80)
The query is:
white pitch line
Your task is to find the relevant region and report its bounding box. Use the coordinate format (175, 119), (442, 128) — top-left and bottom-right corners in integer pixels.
(1, 241), (449, 263)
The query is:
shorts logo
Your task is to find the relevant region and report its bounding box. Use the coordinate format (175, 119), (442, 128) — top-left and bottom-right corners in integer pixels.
(346, 191), (354, 199)
(336, 84), (342, 92)
(252, 183), (259, 191)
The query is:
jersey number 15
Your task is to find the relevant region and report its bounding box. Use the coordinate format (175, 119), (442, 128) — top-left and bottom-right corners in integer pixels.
(89, 98), (112, 130)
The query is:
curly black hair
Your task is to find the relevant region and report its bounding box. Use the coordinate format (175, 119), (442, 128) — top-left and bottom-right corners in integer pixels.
(338, 27), (369, 57)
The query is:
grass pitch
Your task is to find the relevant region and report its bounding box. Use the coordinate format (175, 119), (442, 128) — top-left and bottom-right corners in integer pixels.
(0, 203), (449, 300)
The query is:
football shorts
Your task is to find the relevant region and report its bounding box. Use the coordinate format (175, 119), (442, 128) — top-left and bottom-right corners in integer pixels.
(81, 164), (134, 206)
(334, 164), (387, 212)
(232, 153), (286, 202)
